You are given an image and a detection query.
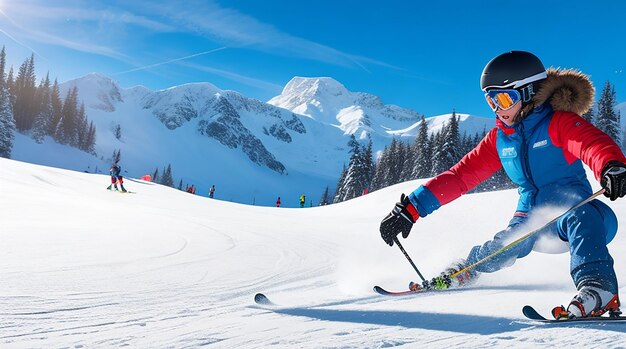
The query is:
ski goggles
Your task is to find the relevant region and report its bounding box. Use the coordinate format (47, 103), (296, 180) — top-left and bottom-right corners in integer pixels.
(484, 89), (521, 111)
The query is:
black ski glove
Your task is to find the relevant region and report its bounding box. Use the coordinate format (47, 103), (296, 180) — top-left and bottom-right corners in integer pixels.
(379, 193), (420, 246)
(601, 161), (626, 201)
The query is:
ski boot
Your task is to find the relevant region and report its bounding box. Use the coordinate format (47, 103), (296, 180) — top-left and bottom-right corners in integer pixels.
(419, 260), (477, 290)
(120, 185), (127, 193)
(551, 286), (621, 320)
(409, 275), (452, 291)
(409, 281), (425, 292)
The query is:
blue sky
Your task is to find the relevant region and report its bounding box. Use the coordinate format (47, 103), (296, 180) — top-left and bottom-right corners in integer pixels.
(1, 0), (624, 117)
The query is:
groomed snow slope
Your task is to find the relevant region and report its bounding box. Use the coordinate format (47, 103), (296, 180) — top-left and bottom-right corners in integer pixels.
(1, 158), (625, 347)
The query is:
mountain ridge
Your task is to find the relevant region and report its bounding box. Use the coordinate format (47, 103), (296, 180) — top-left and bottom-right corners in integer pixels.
(13, 73), (494, 206)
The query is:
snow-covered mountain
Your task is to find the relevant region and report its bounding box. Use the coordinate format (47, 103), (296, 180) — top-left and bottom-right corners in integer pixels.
(269, 76), (493, 147)
(12, 73), (494, 206)
(268, 77), (421, 135)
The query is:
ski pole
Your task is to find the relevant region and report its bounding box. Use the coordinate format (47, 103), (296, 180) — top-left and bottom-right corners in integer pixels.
(393, 236), (426, 283)
(450, 188), (606, 279)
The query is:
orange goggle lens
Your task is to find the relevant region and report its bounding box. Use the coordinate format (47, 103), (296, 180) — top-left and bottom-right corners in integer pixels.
(484, 89), (521, 111)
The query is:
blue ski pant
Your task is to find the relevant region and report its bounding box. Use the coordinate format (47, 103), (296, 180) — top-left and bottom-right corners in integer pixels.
(465, 199), (619, 294)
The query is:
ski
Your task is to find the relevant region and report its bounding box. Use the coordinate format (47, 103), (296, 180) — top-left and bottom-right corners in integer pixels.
(522, 305), (548, 320)
(373, 280), (445, 296)
(106, 188), (135, 194)
(254, 293), (275, 306)
(373, 285), (427, 296)
(522, 305), (626, 323)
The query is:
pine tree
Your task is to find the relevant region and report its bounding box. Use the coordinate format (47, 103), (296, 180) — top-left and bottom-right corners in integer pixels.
(13, 54), (37, 131)
(411, 116), (431, 178)
(399, 140), (413, 182)
(76, 103), (89, 150)
(161, 164), (174, 187)
(59, 86), (79, 145)
(462, 131), (477, 158)
(430, 129), (446, 175)
(0, 46), (6, 88)
(332, 164), (348, 203)
(114, 124), (122, 140)
(334, 135), (370, 202)
(370, 144), (389, 191)
(438, 111), (461, 170)
(371, 138), (409, 190)
(85, 121), (96, 154)
(362, 135), (375, 191)
(390, 138), (407, 185)
(49, 79), (63, 139)
(370, 138), (394, 190)
(32, 74), (52, 143)
(319, 186), (330, 206)
(178, 179), (183, 190)
(595, 81), (620, 144)
(0, 46), (15, 158)
(6, 66), (14, 105)
(152, 167), (160, 184)
(0, 84), (15, 158)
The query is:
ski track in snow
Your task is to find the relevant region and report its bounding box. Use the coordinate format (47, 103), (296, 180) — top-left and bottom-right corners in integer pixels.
(1, 158), (626, 347)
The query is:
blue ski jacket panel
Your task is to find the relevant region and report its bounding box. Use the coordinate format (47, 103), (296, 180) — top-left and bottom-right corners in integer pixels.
(496, 104), (591, 212)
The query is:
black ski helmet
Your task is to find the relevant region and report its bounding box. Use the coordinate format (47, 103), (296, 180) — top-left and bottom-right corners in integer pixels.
(481, 51), (546, 90)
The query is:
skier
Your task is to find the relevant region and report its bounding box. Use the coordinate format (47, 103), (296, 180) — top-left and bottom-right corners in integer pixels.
(108, 163), (127, 193)
(299, 194), (306, 208)
(209, 185), (215, 198)
(276, 196), (281, 207)
(379, 51), (626, 319)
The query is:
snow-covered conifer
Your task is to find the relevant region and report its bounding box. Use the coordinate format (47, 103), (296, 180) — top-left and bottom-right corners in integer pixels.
(595, 81), (620, 144)
(0, 85), (15, 158)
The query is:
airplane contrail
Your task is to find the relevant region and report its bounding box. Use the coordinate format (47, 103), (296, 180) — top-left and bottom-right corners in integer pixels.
(0, 9), (42, 57)
(113, 47), (228, 75)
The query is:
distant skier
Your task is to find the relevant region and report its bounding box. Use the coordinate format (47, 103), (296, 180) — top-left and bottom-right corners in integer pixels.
(299, 194), (306, 208)
(379, 51), (626, 319)
(209, 185), (215, 198)
(276, 196), (281, 207)
(108, 163), (127, 193)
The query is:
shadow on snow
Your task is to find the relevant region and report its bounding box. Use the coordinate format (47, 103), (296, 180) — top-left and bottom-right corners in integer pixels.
(269, 308), (626, 335)
(271, 308), (526, 335)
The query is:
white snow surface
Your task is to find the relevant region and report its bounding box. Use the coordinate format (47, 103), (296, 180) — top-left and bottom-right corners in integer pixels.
(2, 158), (626, 347)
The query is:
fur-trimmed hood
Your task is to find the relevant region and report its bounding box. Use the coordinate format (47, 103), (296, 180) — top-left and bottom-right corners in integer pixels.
(518, 68), (595, 121)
